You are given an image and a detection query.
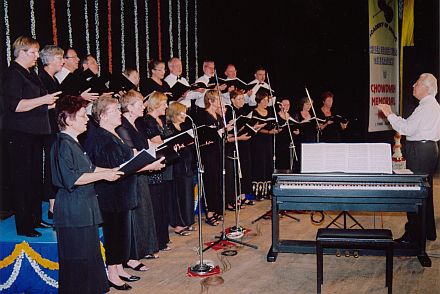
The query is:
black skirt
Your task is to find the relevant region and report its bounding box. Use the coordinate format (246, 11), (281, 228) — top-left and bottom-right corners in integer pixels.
(129, 174), (159, 259)
(56, 225), (109, 294)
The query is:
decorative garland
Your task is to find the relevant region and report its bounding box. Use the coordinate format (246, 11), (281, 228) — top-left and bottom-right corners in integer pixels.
(168, 0), (173, 58)
(0, 241), (107, 291)
(84, 0), (91, 54)
(67, 0), (73, 46)
(30, 0), (36, 38)
(0, 251), (23, 291)
(134, 0), (140, 71)
(185, 0), (189, 79)
(107, 0), (113, 73)
(157, 0), (162, 60)
(177, 0), (182, 59)
(26, 254), (58, 288)
(194, 0), (199, 79)
(94, 0), (101, 73)
(50, 0), (58, 45)
(120, 0), (126, 70)
(0, 242), (58, 270)
(3, 0), (11, 65)
(145, 0), (150, 77)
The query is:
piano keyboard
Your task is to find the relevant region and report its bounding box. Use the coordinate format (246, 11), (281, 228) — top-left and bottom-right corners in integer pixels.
(279, 182), (421, 191)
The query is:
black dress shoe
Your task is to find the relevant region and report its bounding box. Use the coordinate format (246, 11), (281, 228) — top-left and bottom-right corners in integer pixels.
(36, 220), (53, 229)
(427, 235), (437, 241)
(18, 229), (42, 237)
(119, 275), (140, 282)
(48, 210), (54, 220)
(108, 280), (132, 290)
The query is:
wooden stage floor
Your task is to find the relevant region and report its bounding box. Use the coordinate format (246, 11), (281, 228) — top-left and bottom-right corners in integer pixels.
(117, 177), (440, 294)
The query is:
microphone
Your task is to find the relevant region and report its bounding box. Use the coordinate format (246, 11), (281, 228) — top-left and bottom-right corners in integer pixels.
(180, 112), (194, 123)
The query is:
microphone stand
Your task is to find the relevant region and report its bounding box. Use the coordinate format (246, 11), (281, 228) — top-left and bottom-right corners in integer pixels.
(225, 105), (254, 241)
(186, 114), (218, 275)
(281, 106), (298, 170)
(203, 71), (257, 252)
(305, 86), (321, 143)
(252, 72), (299, 224)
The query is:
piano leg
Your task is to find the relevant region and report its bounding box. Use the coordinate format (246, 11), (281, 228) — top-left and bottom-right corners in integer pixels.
(417, 254), (432, 267)
(267, 246), (278, 262)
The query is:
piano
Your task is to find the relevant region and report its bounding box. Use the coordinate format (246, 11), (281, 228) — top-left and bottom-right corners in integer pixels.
(267, 172), (431, 267)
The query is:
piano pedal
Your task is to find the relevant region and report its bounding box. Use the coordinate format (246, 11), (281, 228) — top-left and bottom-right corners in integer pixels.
(335, 249), (341, 257)
(353, 251), (359, 258)
(345, 250), (351, 257)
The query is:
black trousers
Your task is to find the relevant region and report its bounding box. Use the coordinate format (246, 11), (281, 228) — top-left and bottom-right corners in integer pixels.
(405, 140), (438, 241)
(4, 129), (43, 234)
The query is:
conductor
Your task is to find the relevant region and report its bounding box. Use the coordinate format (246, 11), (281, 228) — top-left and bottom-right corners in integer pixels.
(377, 73), (440, 244)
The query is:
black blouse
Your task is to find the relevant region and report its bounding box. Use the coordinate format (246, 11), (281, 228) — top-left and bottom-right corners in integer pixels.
(141, 78), (171, 97)
(116, 116), (149, 151)
(51, 132), (102, 228)
(84, 126), (138, 212)
(39, 68), (60, 133)
(2, 61), (50, 134)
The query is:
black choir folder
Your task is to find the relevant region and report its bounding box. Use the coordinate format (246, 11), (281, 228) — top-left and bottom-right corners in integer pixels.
(170, 81), (191, 99)
(197, 125), (222, 145)
(237, 124), (258, 137)
(118, 149), (158, 175)
(218, 77), (253, 92)
(162, 128), (194, 147)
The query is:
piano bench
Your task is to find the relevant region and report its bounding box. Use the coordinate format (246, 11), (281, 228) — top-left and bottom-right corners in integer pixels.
(316, 228), (393, 294)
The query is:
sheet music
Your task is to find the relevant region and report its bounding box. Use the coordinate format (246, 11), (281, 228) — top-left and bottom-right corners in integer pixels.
(301, 143), (392, 174)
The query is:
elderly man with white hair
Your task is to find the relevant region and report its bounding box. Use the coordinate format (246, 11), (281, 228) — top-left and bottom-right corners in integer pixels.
(377, 73), (440, 248)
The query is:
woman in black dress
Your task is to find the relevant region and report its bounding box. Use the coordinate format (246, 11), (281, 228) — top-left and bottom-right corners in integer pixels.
(51, 95), (123, 294)
(116, 90), (162, 269)
(2, 36), (61, 237)
(136, 91), (173, 251)
(165, 102), (196, 234)
(38, 45), (65, 219)
(250, 91), (280, 200)
(224, 90), (255, 209)
(316, 91), (348, 143)
(275, 98), (300, 171)
(293, 96), (319, 171)
(85, 96), (161, 290)
(197, 90), (225, 225)
(141, 60), (171, 98)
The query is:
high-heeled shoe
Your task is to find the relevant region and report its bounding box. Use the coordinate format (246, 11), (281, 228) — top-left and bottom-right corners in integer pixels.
(48, 210), (53, 220)
(119, 275), (140, 282)
(108, 280), (132, 290)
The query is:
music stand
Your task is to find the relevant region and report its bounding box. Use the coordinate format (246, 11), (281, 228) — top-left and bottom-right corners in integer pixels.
(325, 211), (364, 229)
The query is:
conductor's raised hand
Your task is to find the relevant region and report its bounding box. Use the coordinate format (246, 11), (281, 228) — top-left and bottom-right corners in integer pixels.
(376, 104), (393, 117)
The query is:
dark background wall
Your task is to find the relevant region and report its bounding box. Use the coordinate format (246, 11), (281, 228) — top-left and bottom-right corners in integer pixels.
(0, 0), (439, 212)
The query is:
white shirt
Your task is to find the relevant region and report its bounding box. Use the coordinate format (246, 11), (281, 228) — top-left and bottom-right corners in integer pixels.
(245, 79), (274, 106)
(55, 67), (71, 84)
(387, 95), (440, 141)
(164, 73), (190, 88)
(190, 74), (211, 108)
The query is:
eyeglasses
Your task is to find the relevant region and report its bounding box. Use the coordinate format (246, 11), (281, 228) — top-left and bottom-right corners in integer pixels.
(153, 68), (165, 72)
(65, 56), (78, 59)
